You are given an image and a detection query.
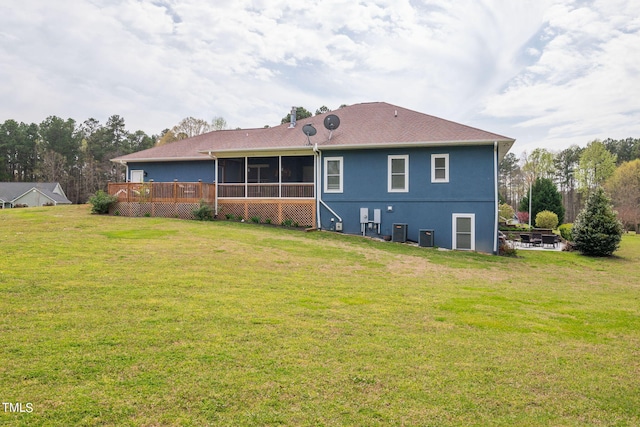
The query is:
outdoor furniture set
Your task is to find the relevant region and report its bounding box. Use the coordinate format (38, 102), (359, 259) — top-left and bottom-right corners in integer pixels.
(519, 231), (559, 248)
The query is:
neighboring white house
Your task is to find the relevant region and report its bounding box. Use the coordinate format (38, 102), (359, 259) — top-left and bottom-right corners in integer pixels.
(0, 182), (72, 208)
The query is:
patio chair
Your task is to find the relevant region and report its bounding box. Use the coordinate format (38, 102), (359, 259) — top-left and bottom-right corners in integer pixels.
(542, 234), (558, 248)
(520, 234), (532, 247)
(531, 232), (543, 246)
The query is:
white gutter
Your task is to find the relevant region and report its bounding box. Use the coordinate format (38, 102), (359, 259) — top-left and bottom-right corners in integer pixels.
(315, 139), (515, 152)
(493, 141), (499, 254)
(313, 143), (342, 229)
(110, 156), (211, 163)
(198, 147), (314, 158)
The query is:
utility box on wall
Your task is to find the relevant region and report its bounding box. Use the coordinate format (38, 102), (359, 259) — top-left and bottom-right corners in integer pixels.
(419, 229), (435, 247)
(392, 223), (408, 243)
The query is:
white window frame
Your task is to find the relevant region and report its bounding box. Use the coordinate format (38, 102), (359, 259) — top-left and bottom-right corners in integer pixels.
(431, 153), (449, 183)
(388, 155), (409, 193)
(452, 213), (475, 251)
(324, 157), (343, 193)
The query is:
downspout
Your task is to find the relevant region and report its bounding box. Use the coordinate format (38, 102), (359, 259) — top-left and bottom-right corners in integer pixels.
(313, 143), (342, 229)
(119, 160), (128, 182)
(214, 154), (219, 216)
(207, 151), (218, 216)
(493, 141), (499, 254)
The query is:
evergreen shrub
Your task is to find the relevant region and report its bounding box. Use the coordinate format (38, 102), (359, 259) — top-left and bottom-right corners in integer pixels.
(571, 188), (623, 256)
(535, 210), (559, 230)
(88, 190), (117, 214)
(192, 200), (214, 221)
(558, 223), (573, 241)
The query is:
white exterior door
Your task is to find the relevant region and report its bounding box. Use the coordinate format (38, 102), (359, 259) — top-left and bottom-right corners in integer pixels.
(452, 214), (475, 251)
(130, 170), (144, 183)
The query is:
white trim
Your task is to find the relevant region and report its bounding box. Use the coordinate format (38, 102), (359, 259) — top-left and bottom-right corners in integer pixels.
(111, 156), (211, 163)
(324, 156), (343, 193)
(431, 153), (449, 183)
(388, 154), (409, 193)
(452, 213), (475, 251)
(313, 139), (514, 152)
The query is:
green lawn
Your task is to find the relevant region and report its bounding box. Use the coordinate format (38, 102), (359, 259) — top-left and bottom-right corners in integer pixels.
(1, 205), (639, 426)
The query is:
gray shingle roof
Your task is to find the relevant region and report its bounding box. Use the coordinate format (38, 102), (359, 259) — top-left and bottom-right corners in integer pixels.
(0, 182), (72, 205)
(112, 102), (515, 162)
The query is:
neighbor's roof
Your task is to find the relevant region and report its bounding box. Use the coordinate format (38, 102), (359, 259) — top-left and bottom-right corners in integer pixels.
(0, 182), (72, 204)
(111, 102), (515, 162)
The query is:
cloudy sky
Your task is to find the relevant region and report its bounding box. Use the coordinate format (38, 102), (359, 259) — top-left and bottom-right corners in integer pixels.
(1, 0), (638, 154)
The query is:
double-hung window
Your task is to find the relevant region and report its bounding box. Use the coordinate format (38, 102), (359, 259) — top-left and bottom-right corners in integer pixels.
(324, 157), (343, 193)
(388, 155), (409, 192)
(431, 154), (449, 183)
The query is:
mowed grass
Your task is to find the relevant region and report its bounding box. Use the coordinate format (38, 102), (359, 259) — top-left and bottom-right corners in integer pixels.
(1, 206), (639, 426)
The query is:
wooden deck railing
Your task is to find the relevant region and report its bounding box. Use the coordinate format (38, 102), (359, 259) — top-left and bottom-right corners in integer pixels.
(108, 181), (216, 203)
(108, 181), (314, 203)
(218, 183), (314, 198)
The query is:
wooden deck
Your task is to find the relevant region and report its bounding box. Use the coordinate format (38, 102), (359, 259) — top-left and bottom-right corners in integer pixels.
(107, 181), (316, 226)
(108, 181), (215, 203)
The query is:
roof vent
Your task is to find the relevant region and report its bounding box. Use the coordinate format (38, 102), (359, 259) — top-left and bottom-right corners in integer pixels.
(289, 106), (297, 128)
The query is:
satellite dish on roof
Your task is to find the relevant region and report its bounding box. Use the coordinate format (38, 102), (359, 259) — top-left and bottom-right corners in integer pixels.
(324, 114), (340, 130)
(302, 124), (317, 136)
(323, 114), (340, 141)
(302, 124), (316, 145)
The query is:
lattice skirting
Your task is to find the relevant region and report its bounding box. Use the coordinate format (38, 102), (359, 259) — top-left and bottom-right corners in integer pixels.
(110, 200), (316, 226)
(110, 202), (202, 219)
(218, 199), (315, 227)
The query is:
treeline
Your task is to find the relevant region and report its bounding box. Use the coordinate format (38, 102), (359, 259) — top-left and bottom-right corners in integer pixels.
(500, 138), (640, 227)
(0, 115), (156, 204)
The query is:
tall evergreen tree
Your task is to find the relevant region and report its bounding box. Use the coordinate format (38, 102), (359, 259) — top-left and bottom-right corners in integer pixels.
(519, 177), (565, 225)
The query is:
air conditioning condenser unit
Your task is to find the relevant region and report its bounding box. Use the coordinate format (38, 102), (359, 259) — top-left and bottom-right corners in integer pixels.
(419, 229), (434, 247)
(392, 223), (407, 243)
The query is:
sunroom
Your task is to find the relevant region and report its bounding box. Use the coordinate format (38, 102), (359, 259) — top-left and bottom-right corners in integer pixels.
(213, 153), (317, 227)
(216, 155), (315, 198)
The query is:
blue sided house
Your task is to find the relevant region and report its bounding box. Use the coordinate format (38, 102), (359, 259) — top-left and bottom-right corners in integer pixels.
(110, 102), (514, 253)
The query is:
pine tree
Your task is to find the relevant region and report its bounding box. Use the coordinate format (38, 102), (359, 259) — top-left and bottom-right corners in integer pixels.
(519, 177), (565, 224)
(571, 187), (623, 256)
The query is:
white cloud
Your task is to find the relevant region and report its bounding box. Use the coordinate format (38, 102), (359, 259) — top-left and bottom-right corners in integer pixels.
(483, 0), (640, 152)
(0, 0), (637, 155)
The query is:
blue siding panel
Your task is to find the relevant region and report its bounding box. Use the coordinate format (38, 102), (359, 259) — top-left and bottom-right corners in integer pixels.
(127, 145), (499, 252)
(319, 145), (497, 252)
(128, 161), (215, 183)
